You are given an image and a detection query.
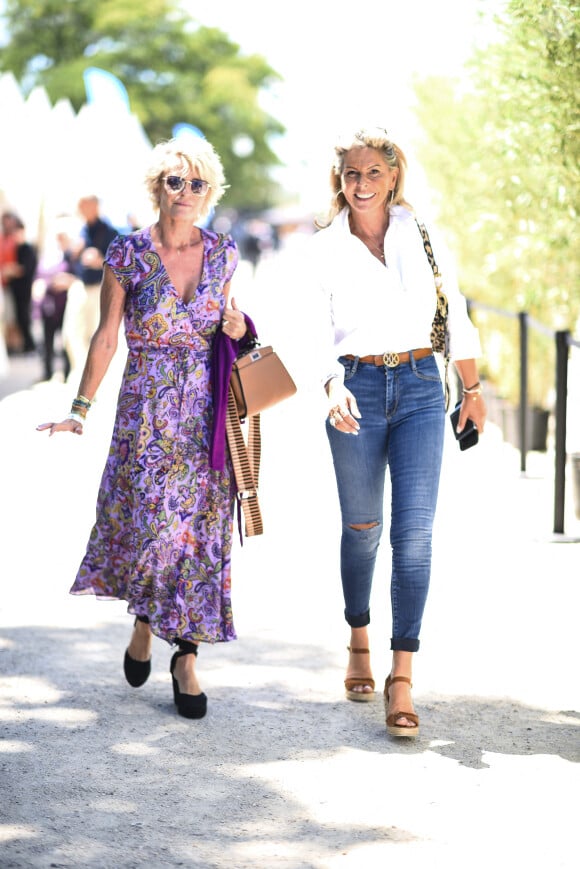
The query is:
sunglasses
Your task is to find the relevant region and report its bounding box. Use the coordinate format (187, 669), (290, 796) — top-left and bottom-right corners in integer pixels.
(163, 176), (211, 196)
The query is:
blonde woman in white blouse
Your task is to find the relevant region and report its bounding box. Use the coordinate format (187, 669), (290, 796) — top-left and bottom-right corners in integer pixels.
(309, 127), (487, 737)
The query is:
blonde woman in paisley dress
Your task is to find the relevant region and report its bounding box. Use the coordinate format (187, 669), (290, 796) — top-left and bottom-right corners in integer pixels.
(37, 137), (251, 719)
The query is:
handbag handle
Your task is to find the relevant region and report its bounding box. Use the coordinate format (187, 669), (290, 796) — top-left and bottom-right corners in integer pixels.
(416, 221), (441, 280)
(415, 220), (451, 410)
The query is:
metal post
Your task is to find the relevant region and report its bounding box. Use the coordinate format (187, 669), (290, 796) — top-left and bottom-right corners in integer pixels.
(519, 312), (528, 473)
(553, 331), (569, 534)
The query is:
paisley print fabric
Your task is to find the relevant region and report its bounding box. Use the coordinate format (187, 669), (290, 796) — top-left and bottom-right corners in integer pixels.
(70, 227), (239, 644)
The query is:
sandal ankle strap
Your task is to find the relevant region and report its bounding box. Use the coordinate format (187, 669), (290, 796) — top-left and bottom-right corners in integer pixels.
(386, 675), (412, 688)
(176, 639), (199, 656)
(347, 646), (370, 654)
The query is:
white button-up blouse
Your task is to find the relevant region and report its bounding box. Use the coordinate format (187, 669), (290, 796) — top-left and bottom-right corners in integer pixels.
(307, 205), (482, 385)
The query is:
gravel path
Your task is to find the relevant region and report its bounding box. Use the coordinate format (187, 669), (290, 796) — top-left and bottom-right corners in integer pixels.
(1, 260), (579, 868)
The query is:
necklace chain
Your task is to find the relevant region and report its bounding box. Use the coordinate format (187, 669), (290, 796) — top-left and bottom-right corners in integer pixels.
(349, 217), (388, 260)
(354, 230), (385, 260)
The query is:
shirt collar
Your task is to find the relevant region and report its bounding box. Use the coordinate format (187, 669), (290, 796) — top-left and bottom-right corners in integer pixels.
(332, 204), (411, 237)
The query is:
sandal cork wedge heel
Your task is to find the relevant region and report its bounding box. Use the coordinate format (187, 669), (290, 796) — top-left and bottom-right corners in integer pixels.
(384, 674), (419, 737)
(344, 646), (375, 702)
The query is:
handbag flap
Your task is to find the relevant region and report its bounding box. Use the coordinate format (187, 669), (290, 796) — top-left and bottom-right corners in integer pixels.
(234, 345), (275, 370)
(231, 346), (296, 419)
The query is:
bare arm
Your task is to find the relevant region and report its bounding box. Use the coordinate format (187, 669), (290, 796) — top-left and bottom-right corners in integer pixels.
(76, 265), (125, 399)
(37, 265), (126, 435)
(453, 358), (487, 434)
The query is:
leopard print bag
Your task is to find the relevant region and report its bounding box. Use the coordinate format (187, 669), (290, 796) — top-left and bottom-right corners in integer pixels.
(416, 220), (450, 409)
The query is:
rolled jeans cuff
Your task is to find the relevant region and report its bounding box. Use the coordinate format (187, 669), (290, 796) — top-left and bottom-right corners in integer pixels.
(391, 637), (420, 652)
(345, 608), (370, 628)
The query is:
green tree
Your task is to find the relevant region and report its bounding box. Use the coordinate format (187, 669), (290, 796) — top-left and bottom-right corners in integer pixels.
(0, 0), (285, 211)
(413, 0), (579, 405)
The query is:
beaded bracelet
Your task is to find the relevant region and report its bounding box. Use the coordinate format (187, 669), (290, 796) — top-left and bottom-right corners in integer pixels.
(70, 403), (88, 420)
(70, 394), (94, 420)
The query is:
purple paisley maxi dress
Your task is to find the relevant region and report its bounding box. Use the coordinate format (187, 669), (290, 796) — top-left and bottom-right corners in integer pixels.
(70, 227), (239, 645)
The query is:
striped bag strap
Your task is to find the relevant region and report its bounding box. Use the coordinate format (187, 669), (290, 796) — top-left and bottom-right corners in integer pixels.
(225, 386), (263, 539)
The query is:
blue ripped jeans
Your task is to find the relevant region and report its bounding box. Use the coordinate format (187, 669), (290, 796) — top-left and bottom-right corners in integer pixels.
(326, 353), (445, 652)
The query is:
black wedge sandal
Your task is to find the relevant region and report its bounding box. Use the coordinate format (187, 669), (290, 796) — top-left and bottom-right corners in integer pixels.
(170, 639), (207, 719)
(124, 615), (152, 687)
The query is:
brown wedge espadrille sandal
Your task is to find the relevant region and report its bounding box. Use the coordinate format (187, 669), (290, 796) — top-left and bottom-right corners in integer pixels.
(384, 674), (419, 737)
(344, 646), (375, 702)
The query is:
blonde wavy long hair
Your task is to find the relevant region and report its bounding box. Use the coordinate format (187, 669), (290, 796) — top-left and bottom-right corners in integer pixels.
(316, 127), (412, 228)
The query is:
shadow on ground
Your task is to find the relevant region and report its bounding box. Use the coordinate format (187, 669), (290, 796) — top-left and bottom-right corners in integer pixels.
(1, 623), (578, 868)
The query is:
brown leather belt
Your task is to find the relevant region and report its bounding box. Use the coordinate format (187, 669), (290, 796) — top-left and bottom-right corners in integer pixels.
(344, 348), (433, 368)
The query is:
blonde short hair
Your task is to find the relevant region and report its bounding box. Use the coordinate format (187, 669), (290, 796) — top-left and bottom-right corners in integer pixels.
(144, 136), (228, 221)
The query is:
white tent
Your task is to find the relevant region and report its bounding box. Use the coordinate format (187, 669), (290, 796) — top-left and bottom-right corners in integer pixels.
(0, 70), (155, 247)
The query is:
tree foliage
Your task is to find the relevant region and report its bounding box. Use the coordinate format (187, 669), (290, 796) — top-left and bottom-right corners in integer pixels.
(0, 0), (285, 210)
(413, 0), (579, 404)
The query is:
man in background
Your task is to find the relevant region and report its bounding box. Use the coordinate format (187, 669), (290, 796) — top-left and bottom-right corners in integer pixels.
(63, 195), (117, 375)
(0, 212), (37, 354)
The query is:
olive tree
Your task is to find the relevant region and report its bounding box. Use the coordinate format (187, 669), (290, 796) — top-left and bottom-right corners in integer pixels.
(0, 0), (285, 210)
(413, 0), (579, 405)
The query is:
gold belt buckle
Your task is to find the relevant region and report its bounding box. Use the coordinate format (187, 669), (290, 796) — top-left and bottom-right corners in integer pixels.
(383, 352), (400, 368)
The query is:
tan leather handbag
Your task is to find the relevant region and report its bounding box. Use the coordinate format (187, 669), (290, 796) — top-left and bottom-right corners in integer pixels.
(229, 344), (297, 420)
(226, 344), (297, 538)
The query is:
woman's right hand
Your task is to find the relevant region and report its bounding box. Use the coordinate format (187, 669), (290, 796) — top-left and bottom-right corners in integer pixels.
(326, 381), (361, 435)
(36, 419), (84, 436)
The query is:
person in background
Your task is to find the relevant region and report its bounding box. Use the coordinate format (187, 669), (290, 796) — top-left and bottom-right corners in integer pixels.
(0, 208), (18, 363)
(62, 195), (117, 373)
(0, 211), (38, 353)
(35, 218), (80, 381)
(309, 127), (486, 737)
(37, 136), (252, 720)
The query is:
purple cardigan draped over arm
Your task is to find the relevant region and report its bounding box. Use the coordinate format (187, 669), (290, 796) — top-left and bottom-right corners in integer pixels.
(209, 313), (257, 471)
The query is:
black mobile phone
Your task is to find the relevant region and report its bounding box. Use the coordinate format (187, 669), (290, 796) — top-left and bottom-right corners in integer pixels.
(449, 401), (479, 450)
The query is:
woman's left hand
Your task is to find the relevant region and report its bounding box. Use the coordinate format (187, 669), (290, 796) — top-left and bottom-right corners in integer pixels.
(36, 419), (84, 436)
(221, 297), (247, 341)
(457, 393), (487, 434)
